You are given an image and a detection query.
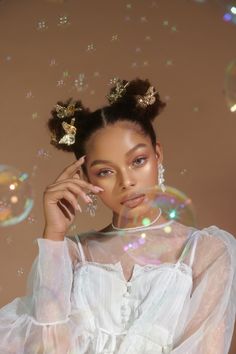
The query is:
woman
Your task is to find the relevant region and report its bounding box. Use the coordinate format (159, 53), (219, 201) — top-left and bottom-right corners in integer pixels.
(0, 78), (235, 353)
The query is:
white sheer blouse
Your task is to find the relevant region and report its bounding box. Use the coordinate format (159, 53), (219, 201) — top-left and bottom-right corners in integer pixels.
(0, 221), (235, 354)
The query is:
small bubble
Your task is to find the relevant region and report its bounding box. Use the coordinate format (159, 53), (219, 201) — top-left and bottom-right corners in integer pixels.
(109, 77), (119, 85)
(6, 55), (12, 61)
(36, 20), (48, 31)
(27, 215), (37, 224)
(140, 16), (147, 23)
(124, 15), (131, 21)
(31, 165), (38, 178)
(87, 43), (96, 51)
(58, 15), (70, 26)
(180, 169), (187, 176)
(17, 267), (24, 277)
(49, 58), (57, 66)
(57, 79), (64, 87)
(193, 106), (199, 112)
(6, 237), (12, 245)
(26, 91), (33, 99)
(151, 1), (158, 8)
(126, 3), (132, 9)
(131, 62), (138, 68)
(143, 60), (149, 67)
(164, 95), (171, 101)
(74, 73), (86, 89)
(145, 35), (151, 41)
(32, 112), (38, 120)
(171, 26), (177, 32)
(37, 148), (51, 159)
(69, 224), (76, 232)
(111, 34), (119, 41)
(166, 59), (173, 66)
(163, 20), (169, 26)
(93, 71), (100, 77)
(63, 70), (69, 78)
(135, 47), (141, 53)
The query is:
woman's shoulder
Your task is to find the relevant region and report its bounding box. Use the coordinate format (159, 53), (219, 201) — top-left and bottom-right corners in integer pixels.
(194, 224), (236, 244)
(191, 225), (236, 265)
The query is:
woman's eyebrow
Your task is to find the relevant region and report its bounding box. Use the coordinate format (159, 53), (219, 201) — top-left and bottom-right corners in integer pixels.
(89, 143), (148, 168)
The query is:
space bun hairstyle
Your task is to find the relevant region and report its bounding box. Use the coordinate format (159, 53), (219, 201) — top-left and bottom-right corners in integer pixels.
(47, 77), (166, 175)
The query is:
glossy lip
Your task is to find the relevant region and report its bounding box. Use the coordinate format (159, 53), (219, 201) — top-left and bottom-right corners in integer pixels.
(122, 195), (146, 209)
(120, 192), (145, 204)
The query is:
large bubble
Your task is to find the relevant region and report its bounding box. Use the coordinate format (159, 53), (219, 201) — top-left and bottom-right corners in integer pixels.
(221, 1), (236, 25)
(116, 185), (196, 229)
(110, 184), (197, 264)
(224, 59), (236, 113)
(0, 165), (34, 227)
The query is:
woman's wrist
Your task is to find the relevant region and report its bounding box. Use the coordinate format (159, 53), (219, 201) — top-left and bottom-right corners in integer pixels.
(42, 227), (66, 241)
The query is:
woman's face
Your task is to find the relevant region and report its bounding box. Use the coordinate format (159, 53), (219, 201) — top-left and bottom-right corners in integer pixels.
(85, 121), (163, 222)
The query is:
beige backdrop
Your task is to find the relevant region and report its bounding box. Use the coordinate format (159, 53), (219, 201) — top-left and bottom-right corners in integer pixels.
(0, 0), (235, 351)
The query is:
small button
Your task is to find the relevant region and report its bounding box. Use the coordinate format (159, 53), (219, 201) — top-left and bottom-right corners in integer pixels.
(121, 318), (130, 326)
(162, 344), (172, 353)
(121, 309), (131, 317)
(123, 291), (130, 297)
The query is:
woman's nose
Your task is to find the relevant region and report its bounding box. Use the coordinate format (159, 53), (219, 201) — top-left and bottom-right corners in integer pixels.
(119, 169), (136, 189)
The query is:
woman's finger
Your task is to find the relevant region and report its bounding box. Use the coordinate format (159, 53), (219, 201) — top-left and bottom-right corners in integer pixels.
(54, 155), (86, 183)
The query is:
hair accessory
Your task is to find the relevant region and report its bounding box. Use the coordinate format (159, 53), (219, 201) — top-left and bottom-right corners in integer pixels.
(106, 79), (130, 104)
(52, 102), (82, 146)
(58, 118), (77, 145)
(135, 86), (157, 108)
(55, 103), (81, 119)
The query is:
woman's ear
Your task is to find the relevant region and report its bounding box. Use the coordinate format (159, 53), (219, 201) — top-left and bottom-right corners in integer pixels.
(155, 141), (163, 164)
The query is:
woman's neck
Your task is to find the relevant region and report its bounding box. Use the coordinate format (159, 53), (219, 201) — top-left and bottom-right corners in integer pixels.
(110, 210), (170, 232)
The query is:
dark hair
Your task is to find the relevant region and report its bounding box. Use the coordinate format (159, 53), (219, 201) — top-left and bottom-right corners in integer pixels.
(47, 77), (166, 175)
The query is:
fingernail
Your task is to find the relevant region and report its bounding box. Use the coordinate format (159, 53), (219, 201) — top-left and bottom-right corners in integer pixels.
(76, 204), (82, 212)
(93, 186), (104, 192)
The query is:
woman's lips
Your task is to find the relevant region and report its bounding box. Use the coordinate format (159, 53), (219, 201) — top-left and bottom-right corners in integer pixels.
(121, 195), (146, 208)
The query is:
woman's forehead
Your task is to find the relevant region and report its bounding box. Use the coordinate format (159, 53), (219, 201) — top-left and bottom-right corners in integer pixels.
(86, 122), (150, 153)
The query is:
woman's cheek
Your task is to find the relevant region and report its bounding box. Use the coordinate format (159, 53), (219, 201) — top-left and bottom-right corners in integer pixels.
(139, 161), (155, 176)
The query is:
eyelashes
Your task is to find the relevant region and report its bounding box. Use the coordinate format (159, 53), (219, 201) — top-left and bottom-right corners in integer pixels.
(96, 156), (148, 177)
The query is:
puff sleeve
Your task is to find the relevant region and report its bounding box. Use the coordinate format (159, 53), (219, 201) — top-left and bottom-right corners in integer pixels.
(0, 237), (84, 353)
(172, 226), (236, 354)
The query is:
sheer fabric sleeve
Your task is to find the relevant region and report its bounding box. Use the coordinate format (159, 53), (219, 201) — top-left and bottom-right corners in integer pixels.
(172, 226), (236, 354)
(0, 236), (85, 354)
(26, 236), (80, 324)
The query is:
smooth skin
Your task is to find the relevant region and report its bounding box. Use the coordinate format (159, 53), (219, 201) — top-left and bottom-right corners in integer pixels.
(43, 120), (168, 240)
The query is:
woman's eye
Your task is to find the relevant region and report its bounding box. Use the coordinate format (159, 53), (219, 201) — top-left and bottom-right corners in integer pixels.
(133, 157), (147, 166)
(96, 170), (112, 177)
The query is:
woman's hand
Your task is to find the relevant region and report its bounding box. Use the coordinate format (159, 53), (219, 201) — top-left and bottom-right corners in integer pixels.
(42, 156), (103, 240)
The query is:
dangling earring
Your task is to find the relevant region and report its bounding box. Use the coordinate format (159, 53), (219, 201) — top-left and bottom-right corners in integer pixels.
(158, 163), (166, 193)
(85, 192), (98, 217)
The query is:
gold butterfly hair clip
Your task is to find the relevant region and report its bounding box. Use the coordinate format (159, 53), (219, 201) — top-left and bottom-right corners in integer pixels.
(135, 86), (157, 108)
(51, 103), (82, 146)
(106, 79), (130, 104)
(55, 103), (81, 119)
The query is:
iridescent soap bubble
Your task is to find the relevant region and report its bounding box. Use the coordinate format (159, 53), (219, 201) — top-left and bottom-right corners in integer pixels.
(115, 184), (197, 264)
(117, 185), (196, 228)
(220, 1), (236, 24)
(224, 59), (236, 112)
(0, 165), (34, 227)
